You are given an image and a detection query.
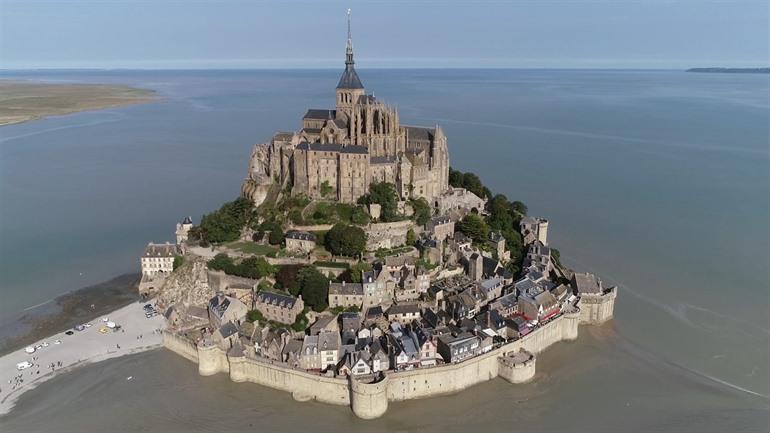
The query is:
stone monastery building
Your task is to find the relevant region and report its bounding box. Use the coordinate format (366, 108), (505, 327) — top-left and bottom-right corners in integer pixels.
(242, 12), (450, 205)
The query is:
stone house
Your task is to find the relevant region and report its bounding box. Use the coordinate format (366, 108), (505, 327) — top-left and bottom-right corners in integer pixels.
(369, 337), (390, 372)
(526, 242), (552, 273)
(487, 231), (509, 262)
(436, 332), (481, 363)
(208, 292), (248, 330)
(436, 187), (486, 215)
(282, 339), (303, 367)
(386, 303), (422, 325)
(140, 242), (178, 277)
(259, 328), (290, 361)
(175, 216), (193, 245)
(415, 328), (438, 367)
(328, 281), (364, 309)
(427, 215), (455, 242)
(489, 292), (519, 318)
(362, 267), (395, 309)
(300, 335), (320, 370)
(253, 291), (304, 325)
(284, 230), (316, 254)
(520, 216), (549, 246)
(318, 331), (341, 370)
(310, 315), (339, 335)
(477, 277), (505, 302)
(518, 291), (560, 321)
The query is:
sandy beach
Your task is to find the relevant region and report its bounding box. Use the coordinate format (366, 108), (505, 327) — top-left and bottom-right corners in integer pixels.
(0, 302), (165, 416)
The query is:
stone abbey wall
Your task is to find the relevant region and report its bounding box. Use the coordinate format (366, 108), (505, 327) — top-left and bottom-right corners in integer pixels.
(163, 310), (585, 419)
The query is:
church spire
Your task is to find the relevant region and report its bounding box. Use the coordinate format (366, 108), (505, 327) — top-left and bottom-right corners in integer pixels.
(336, 8), (364, 90)
(345, 8), (354, 67)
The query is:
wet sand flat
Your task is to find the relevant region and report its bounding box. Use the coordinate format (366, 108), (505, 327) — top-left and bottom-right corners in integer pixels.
(0, 302), (165, 415)
(0, 81), (155, 126)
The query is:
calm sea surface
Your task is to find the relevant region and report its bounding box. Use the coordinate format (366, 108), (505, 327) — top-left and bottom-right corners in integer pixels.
(0, 69), (768, 432)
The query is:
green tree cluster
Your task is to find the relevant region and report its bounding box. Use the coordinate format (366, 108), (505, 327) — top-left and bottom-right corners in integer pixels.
(448, 168), (492, 199)
(409, 197), (432, 226)
(246, 309), (264, 323)
(358, 182), (400, 221)
(293, 266), (329, 312)
(207, 253), (276, 279)
(291, 310), (309, 332)
(325, 223), (367, 257)
(456, 213), (490, 243)
(173, 256), (185, 271)
(192, 197), (255, 244)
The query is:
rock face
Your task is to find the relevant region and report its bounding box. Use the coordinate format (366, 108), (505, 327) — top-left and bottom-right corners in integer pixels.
(157, 257), (212, 308)
(241, 144), (273, 207)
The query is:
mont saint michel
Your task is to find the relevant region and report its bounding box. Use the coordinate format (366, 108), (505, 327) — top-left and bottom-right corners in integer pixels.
(138, 14), (617, 420)
(2, 3), (768, 432)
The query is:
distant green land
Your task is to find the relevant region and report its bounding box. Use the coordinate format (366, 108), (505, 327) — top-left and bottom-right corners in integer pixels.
(686, 67), (769, 74)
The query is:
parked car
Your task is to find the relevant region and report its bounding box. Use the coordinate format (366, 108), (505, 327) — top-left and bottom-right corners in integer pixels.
(74, 325), (86, 331)
(65, 330), (74, 335)
(17, 361), (33, 371)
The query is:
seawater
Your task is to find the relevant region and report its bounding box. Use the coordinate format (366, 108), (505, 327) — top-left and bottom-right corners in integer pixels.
(0, 69), (768, 431)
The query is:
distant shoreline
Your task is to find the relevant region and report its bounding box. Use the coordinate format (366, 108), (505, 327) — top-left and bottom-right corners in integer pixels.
(0, 80), (157, 126)
(686, 67), (769, 74)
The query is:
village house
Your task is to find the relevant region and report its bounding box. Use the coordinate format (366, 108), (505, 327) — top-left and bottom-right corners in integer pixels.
(362, 267), (395, 308)
(518, 290), (560, 322)
(207, 292), (248, 330)
(318, 331), (341, 370)
(282, 339), (303, 367)
(284, 230), (316, 254)
(477, 276), (505, 302)
(328, 281), (364, 309)
(386, 303), (422, 325)
(526, 242), (552, 273)
(300, 335), (320, 370)
(427, 215), (455, 242)
(309, 314), (339, 335)
(487, 231), (510, 262)
(520, 216), (549, 246)
(437, 332), (481, 363)
(489, 292), (519, 318)
(253, 291), (305, 325)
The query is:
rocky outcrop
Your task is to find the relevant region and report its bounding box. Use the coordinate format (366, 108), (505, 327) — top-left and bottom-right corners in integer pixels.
(157, 257), (212, 308)
(241, 143), (273, 207)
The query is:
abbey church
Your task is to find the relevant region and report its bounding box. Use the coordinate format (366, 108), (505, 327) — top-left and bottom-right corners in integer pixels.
(242, 12), (450, 206)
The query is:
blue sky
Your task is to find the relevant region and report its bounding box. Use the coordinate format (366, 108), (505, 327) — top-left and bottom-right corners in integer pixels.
(1, 0), (768, 69)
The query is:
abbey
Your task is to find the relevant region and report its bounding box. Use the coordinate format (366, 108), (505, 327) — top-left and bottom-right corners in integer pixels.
(242, 14), (449, 205)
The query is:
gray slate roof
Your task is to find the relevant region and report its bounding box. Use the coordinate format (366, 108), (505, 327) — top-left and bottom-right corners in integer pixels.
(337, 65), (364, 89)
(255, 291), (299, 309)
(404, 125), (435, 142)
(303, 109), (335, 120)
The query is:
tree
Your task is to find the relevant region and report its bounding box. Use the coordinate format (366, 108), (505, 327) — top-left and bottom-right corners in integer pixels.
(276, 264), (305, 295)
(208, 253), (235, 272)
(173, 256), (185, 271)
(512, 201), (528, 216)
(361, 182), (399, 221)
(457, 213), (490, 243)
(296, 266), (329, 312)
(406, 228), (417, 246)
(291, 311), (309, 332)
(268, 227), (284, 245)
(350, 206), (370, 225)
(238, 256), (276, 279)
(197, 197), (255, 243)
(246, 309), (264, 323)
(320, 180), (333, 198)
(410, 197), (431, 226)
(349, 261), (373, 283)
(325, 223), (367, 257)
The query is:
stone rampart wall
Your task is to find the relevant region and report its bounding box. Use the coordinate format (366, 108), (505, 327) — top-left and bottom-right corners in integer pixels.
(162, 331), (199, 363)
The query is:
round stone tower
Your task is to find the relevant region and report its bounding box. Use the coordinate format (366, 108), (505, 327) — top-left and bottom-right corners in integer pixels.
(349, 373), (389, 419)
(197, 343), (223, 376)
(498, 349), (536, 384)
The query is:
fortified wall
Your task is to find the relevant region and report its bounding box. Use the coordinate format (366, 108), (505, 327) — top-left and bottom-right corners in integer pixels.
(163, 310), (584, 419)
